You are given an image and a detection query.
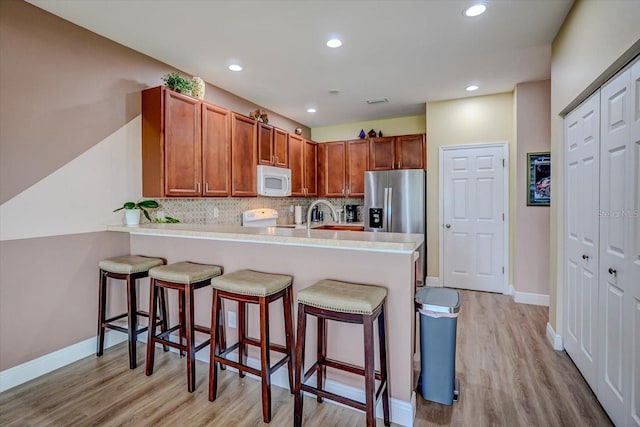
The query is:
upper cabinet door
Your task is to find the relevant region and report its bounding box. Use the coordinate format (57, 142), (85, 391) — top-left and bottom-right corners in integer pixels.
(320, 141), (346, 197)
(257, 123), (274, 166)
(231, 113), (257, 196)
(273, 128), (289, 167)
(369, 137), (396, 170)
(303, 139), (318, 196)
(346, 139), (369, 197)
(202, 103), (231, 197)
(164, 90), (202, 197)
(396, 134), (425, 169)
(288, 134), (305, 196)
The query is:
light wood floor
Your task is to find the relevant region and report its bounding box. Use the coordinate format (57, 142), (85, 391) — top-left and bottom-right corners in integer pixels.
(0, 290), (611, 426)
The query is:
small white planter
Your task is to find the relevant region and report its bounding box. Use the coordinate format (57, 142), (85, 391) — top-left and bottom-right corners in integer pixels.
(124, 209), (140, 226)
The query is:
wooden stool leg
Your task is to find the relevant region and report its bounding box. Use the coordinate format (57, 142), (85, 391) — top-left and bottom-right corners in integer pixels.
(126, 275), (138, 369)
(158, 287), (169, 352)
(238, 301), (247, 378)
(293, 304), (307, 427)
(378, 304), (390, 426)
(363, 314), (376, 427)
(185, 284), (196, 393)
(179, 290), (185, 357)
(209, 288), (220, 401)
(97, 270), (107, 357)
(283, 286), (295, 393)
(316, 316), (327, 402)
(145, 278), (159, 376)
(259, 297), (272, 423)
(217, 296), (226, 371)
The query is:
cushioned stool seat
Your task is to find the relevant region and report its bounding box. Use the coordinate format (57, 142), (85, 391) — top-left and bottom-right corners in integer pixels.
(145, 261), (223, 392)
(97, 255), (166, 369)
(294, 280), (390, 427)
(209, 270), (295, 423)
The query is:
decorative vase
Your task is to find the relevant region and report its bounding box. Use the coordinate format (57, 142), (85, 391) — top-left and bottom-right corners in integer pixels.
(192, 77), (205, 99)
(358, 129), (366, 139)
(124, 209), (140, 226)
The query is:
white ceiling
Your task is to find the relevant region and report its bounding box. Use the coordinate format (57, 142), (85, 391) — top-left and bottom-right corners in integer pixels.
(27, 0), (573, 128)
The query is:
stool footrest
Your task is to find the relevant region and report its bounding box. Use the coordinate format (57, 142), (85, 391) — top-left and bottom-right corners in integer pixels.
(214, 346), (290, 377)
(104, 313), (128, 323)
(323, 357), (384, 381)
(243, 337), (288, 355)
(300, 383), (368, 412)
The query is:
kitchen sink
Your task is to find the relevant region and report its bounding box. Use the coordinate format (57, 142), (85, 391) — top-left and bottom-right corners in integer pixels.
(313, 224), (365, 231)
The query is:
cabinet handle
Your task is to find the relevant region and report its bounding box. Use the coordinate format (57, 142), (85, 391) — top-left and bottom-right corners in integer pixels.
(196, 182), (201, 193)
(205, 182), (209, 193)
(608, 267), (617, 277)
(582, 254), (589, 260)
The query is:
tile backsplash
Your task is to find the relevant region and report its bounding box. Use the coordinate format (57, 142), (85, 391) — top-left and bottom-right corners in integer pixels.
(147, 197), (364, 225)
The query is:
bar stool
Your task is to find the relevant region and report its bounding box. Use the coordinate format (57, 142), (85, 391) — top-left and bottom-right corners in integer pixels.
(97, 255), (167, 369)
(145, 261), (223, 392)
(208, 269), (295, 423)
(293, 279), (390, 427)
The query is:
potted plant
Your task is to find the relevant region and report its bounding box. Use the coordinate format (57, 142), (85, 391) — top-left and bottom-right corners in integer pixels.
(114, 200), (159, 226)
(161, 72), (193, 95)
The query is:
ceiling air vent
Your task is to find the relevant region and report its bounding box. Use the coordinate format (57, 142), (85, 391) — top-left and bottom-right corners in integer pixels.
(366, 97), (389, 104)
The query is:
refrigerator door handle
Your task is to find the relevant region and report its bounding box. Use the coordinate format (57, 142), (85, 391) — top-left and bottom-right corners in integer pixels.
(383, 187), (389, 231)
(387, 187), (393, 230)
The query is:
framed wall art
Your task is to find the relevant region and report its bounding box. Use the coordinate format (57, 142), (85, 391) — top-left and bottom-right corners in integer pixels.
(527, 152), (551, 206)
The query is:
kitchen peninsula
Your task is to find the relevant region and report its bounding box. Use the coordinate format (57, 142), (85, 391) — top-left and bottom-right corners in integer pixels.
(108, 223), (423, 425)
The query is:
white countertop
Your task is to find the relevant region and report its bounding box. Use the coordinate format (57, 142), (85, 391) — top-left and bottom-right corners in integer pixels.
(107, 223), (423, 254)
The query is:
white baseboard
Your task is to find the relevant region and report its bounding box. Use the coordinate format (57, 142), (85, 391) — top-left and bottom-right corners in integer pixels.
(546, 323), (564, 351)
(1, 333), (415, 426)
(425, 276), (442, 287)
(507, 284), (549, 306)
(0, 331), (127, 393)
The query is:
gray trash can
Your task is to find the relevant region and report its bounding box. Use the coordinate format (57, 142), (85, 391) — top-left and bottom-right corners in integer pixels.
(415, 287), (461, 405)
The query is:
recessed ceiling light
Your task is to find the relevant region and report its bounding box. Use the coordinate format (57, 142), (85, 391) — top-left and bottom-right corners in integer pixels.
(465, 3), (487, 17)
(366, 97), (389, 104)
(329, 89), (341, 94)
(307, 108), (317, 113)
(228, 64), (243, 72)
(326, 38), (342, 48)
(466, 85), (479, 91)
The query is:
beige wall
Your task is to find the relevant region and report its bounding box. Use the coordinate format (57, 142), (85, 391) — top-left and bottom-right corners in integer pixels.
(0, 0), (308, 370)
(311, 114), (426, 142)
(425, 93), (516, 283)
(549, 0), (640, 331)
(514, 80), (551, 296)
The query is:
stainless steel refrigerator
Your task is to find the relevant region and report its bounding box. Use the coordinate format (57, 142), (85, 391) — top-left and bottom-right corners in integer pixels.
(364, 169), (425, 286)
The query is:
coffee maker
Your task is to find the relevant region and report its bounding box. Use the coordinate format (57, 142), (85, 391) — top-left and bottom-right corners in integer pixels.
(344, 205), (359, 223)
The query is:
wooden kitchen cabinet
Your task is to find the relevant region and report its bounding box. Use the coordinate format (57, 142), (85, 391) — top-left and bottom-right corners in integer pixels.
(319, 141), (346, 197)
(142, 86), (232, 197)
(202, 103), (231, 196)
(319, 140), (368, 197)
(257, 123), (288, 167)
(396, 134), (425, 169)
(345, 139), (369, 197)
(369, 133), (425, 170)
(142, 86), (201, 197)
(231, 113), (257, 196)
(303, 139), (318, 196)
(290, 134), (318, 197)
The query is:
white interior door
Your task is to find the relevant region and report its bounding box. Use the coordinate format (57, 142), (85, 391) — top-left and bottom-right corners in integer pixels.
(564, 90), (600, 391)
(598, 57), (640, 427)
(441, 144), (506, 293)
(629, 59), (640, 427)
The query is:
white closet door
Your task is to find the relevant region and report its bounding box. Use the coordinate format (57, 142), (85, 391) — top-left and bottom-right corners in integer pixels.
(564, 91), (600, 390)
(627, 59), (640, 427)
(598, 59), (640, 427)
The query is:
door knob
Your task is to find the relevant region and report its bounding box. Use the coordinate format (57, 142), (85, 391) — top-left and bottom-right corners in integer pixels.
(582, 254), (589, 260)
(445, 224), (451, 229)
(608, 267), (617, 277)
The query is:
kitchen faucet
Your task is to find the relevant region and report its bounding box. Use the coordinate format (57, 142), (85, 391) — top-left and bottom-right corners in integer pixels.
(306, 200), (338, 229)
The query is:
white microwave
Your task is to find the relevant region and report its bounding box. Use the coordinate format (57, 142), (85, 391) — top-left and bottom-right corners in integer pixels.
(257, 165), (291, 197)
